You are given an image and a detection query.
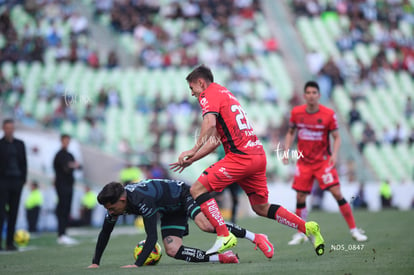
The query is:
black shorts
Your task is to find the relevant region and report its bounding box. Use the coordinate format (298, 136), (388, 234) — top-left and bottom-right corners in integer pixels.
(160, 184), (201, 239)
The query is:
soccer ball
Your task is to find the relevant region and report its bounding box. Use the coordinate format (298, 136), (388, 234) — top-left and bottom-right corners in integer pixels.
(133, 240), (162, 265)
(14, 229), (30, 246)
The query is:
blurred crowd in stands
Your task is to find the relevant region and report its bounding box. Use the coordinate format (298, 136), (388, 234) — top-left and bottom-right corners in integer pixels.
(294, 0), (414, 92)
(0, 0), (119, 68)
(348, 97), (414, 152)
(0, 9), (44, 64)
(95, 0), (271, 67)
(93, 0), (280, 103)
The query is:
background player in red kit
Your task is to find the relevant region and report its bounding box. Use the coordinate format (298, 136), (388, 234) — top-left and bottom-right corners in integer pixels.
(282, 81), (368, 245)
(170, 65), (325, 257)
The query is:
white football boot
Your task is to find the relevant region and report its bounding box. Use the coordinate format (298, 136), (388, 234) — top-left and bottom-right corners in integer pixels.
(288, 232), (308, 245)
(351, 228), (368, 242)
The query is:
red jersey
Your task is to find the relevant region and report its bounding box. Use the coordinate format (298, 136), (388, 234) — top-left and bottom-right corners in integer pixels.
(289, 104), (338, 164)
(198, 83), (264, 155)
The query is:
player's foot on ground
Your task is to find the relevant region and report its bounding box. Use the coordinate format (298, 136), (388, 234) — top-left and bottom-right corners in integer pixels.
(288, 232), (308, 245)
(305, 221), (325, 256)
(351, 228), (368, 242)
(253, 234), (274, 258)
(6, 244), (18, 251)
(218, 250), (239, 264)
(57, 235), (78, 245)
(206, 232), (237, 255)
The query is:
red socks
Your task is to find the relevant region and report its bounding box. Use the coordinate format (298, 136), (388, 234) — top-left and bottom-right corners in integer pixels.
(275, 206), (306, 233)
(199, 198), (229, 236)
(339, 202), (356, 229)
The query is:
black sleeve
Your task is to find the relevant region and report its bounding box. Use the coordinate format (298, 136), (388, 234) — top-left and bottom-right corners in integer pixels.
(21, 141), (27, 183)
(92, 214), (118, 265)
(53, 153), (58, 173)
(134, 214), (158, 267)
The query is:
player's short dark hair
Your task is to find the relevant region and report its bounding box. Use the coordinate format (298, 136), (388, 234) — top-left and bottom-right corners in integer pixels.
(60, 133), (71, 140)
(32, 180), (39, 188)
(186, 64), (214, 83)
(97, 182), (125, 205)
(2, 118), (14, 126)
(304, 81), (320, 93)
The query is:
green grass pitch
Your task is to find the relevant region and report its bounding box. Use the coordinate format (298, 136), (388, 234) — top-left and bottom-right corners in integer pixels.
(1, 209), (413, 275)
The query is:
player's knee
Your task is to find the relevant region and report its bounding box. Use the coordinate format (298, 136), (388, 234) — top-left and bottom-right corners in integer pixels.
(251, 204), (268, 217)
(296, 191), (307, 202)
(330, 190), (343, 201)
(189, 184), (195, 194)
(254, 209), (267, 217)
(190, 182), (205, 198)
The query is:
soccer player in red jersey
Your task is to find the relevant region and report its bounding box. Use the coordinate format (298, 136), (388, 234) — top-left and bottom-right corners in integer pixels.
(170, 65), (325, 257)
(282, 81), (367, 245)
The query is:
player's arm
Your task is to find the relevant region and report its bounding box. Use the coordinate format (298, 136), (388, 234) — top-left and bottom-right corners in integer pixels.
(179, 113), (217, 163)
(180, 128), (221, 168)
(194, 113), (217, 152)
(89, 214), (118, 267)
(133, 214), (158, 267)
(170, 113), (218, 172)
(329, 129), (341, 167)
(185, 127), (220, 163)
(170, 128), (220, 173)
(282, 126), (297, 164)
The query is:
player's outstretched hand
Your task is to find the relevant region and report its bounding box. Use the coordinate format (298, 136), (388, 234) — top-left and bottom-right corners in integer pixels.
(87, 264), (99, 268)
(169, 162), (183, 173)
(169, 160), (192, 173)
(121, 264), (138, 268)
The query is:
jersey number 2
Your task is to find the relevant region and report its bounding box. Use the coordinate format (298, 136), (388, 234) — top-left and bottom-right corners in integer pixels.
(322, 173), (334, 184)
(231, 105), (252, 130)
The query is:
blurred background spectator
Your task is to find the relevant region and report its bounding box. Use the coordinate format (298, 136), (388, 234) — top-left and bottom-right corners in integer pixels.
(380, 179), (392, 208)
(24, 180), (43, 233)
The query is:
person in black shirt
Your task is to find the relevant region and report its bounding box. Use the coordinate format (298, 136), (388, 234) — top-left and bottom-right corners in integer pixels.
(88, 180), (274, 268)
(0, 119), (27, 251)
(358, 122), (379, 152)
(53, 134), (81, 245)
(348, 101), (361, 126)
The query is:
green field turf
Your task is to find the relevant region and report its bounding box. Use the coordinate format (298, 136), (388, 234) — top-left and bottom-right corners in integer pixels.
(1, 209), (413, 275)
